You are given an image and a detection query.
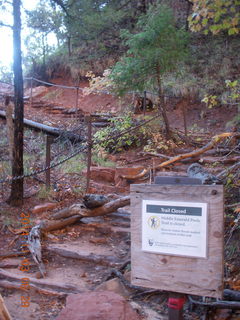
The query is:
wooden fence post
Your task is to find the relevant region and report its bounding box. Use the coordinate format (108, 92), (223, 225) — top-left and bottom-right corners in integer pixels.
(86, 115), (92, 193)
(75, 87), (79, 116)
(30, 77), (33, 109)
(46, 135), (53, 189)
(143, 90), (147, 116)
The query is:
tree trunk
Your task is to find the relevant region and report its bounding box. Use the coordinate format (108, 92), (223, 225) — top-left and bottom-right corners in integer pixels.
(5, 97), (14, 162)
(67, 36), (72, 57)
(8, 0), (24, 206)
(156, 65), (171, 139)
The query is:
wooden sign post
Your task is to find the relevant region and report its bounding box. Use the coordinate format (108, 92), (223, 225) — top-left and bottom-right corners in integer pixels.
(130, 184), (224, 300)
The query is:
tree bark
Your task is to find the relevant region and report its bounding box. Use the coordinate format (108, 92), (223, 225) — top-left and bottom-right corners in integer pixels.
(8, 0), (24, 206)
(156, 64), (171, 139)
(5, 97), (14, 162)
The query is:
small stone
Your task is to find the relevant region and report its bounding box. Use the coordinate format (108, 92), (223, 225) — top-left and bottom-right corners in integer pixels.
(96, 278), (130, 297)
(35, 271), (43, 279)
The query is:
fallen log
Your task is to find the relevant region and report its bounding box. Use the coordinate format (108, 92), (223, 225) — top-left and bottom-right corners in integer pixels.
(200, 156), (240, 165)
(0, 269), (81, 294)
(46, 246), (126, 267)
(28, 196), (130, 276)
(40, 215), (80, 232)
(0, 252), (25, 260)
(139, 151), (170, 160)
(0, 280), (66, 297)
(0, 110), (83, 142)
(51, 196), (130, 221)
(121, 132), (240, 181)
(0, 293), (12, 320)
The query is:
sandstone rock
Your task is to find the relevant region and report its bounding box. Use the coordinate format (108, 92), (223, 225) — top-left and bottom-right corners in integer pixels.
(96, 278), (130, 298)
(83, 167), (115, 183)
(56, 291), (141, 320)
(88, 182), (127, 194)
(32, 202), (58, 214)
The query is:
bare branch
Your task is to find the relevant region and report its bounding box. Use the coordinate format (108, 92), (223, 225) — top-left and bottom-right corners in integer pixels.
(0, 21), (12, 28)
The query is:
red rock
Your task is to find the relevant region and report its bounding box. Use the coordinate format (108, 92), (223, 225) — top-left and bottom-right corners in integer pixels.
(56, 291), (141, 320)
(88, 182), (127, 194)
(83, 167), (115, 183)
(31, 202), (58, 214)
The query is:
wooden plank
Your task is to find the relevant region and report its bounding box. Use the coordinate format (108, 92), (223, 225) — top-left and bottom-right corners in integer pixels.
(130, 184), (224, 298)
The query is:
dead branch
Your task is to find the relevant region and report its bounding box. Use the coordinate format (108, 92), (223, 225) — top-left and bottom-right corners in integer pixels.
(28, 226), (46, 277)
(200, 156), (240, 165)
(0, 269), (80, 294)
(225, 202), (240, 208)
(0, 280), (66, 297)
(0, 293), (12, 320)
(216, 161), (240, 179)
(27, 196), (130, 276)
(121, 133), (240, 181)
(46, 246), (126, 267)
(0, 252), (25, 260)
(51, 196), (130, 221)
(40, 215), (80, 232)
(139, 151), (170, 160)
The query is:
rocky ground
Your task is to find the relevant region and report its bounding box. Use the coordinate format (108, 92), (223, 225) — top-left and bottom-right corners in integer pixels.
(0, 79), (239, 319)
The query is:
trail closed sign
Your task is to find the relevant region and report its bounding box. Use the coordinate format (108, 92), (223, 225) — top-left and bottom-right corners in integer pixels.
(130, 184), (224, 298)
(142, 200), (207, 258)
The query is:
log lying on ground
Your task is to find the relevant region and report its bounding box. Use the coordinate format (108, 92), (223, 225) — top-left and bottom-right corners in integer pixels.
(0, 280), (66, 297)
(0, 110), (83, 142)
(121, 132), (240, 181)
(28, 196), (130, 275)
(0, 293), (12, 320)
(46, 246), (127, 267)
(0, 269), (80, 294)
(50, 196), (130, 221)
(40, 215), (81, 232)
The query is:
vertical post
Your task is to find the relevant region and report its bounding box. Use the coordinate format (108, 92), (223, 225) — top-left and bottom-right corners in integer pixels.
(30, 77), (33, 109)
(75, 87), (79, 111)
(168, 293), (185, 320)
(46, 135), (53, 189)
(152, 158), (156, 182)
(86, 115), (92, 193)
(143, 90), (147, 116)
(182, 105), (187, 136)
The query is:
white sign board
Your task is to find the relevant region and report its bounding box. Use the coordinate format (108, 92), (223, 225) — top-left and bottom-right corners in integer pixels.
(142, 200), (208, 258)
